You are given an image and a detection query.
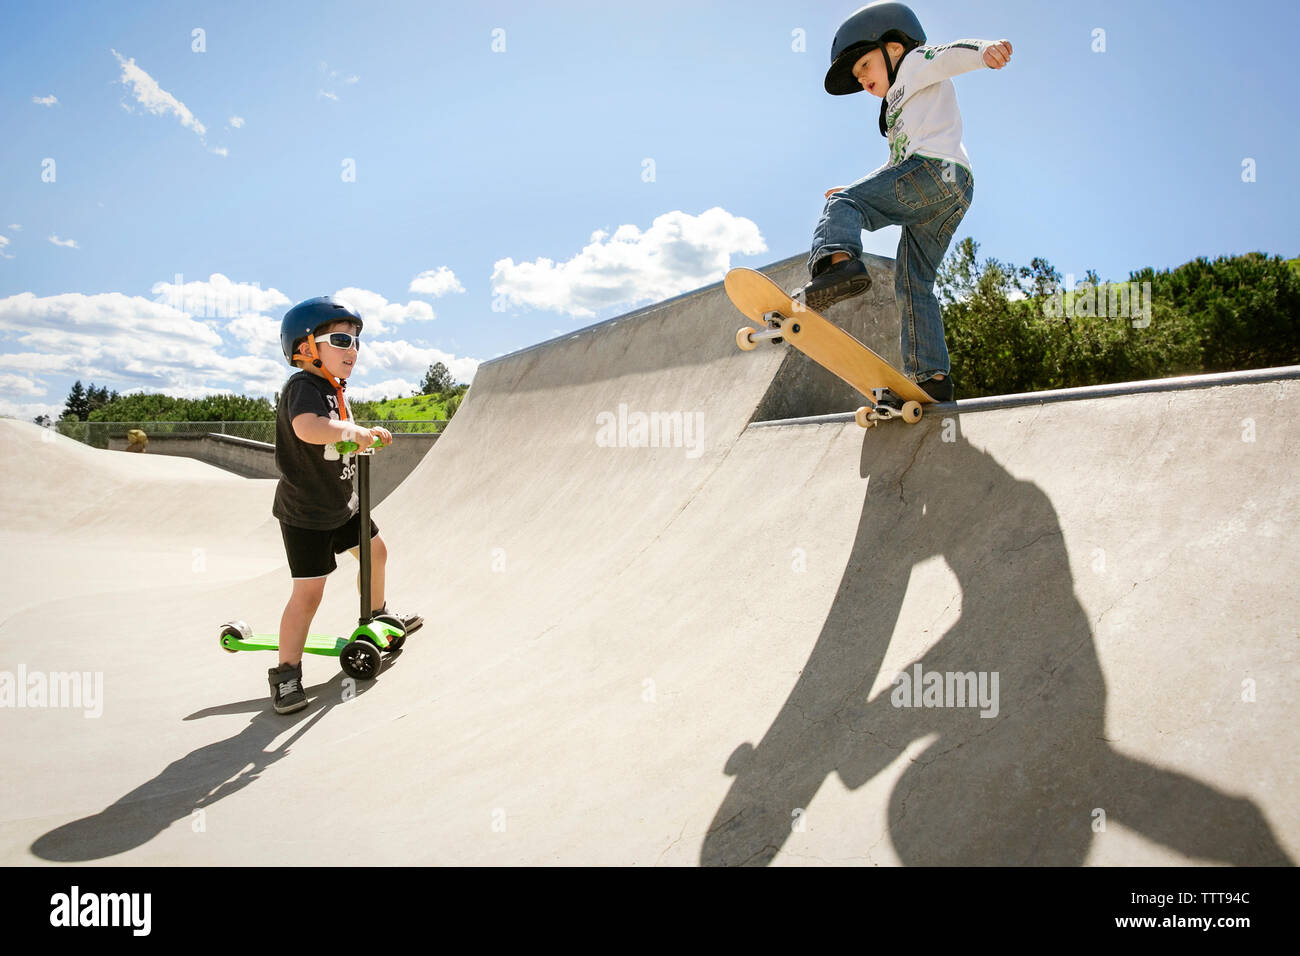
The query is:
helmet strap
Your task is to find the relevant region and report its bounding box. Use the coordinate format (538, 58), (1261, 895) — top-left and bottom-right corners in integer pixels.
(877, 42), (913, 137)
(301, 335), (351, 421)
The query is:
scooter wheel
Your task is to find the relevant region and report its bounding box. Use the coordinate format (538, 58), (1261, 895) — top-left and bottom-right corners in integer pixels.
(219, 621), (251, 653)
(340, 639), (381, 680)
(374, 615), (406, 653)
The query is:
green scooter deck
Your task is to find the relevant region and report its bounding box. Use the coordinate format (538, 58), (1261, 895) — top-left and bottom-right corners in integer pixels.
(221, 630), (351, 656)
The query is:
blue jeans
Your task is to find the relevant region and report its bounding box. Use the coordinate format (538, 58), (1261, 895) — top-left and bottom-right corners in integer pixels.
(809, 155), (974, 383)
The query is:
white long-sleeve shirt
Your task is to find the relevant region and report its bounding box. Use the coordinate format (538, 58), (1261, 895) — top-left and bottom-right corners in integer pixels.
(879, 39), (995, 173)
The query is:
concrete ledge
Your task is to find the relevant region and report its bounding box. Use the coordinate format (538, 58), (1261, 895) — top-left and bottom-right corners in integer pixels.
(749, 365), (1300, 428)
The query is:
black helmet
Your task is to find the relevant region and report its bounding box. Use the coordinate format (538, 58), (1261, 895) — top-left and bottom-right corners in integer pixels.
(824, 2), (927, 95)
(279, 296), (364, 366)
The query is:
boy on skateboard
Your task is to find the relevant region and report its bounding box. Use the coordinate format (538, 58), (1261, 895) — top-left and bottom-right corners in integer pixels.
(268, 296), (411, 714)
(796, 1), (1012, 401)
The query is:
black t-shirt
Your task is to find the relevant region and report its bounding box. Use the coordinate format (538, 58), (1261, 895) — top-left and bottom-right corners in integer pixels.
(272, 370), (358, 530)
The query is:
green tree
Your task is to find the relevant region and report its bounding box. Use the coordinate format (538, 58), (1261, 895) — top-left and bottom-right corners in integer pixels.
(63, 381), (90, 421)
(85, 383), (119, 415)
(938, 243), (1298, 399)
(87, 392), (275, 423)
(420, 362), (455, 395)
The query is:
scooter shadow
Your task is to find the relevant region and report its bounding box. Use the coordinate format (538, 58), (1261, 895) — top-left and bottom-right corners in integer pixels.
(29, 657), (398, 862)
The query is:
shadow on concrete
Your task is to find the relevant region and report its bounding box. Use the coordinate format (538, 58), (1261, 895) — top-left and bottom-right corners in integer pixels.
(30, 663), (393, 862)
(701, 422), (1292, 866)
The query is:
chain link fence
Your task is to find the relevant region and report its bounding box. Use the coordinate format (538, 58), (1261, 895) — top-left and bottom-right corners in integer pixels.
(57, 420), (446, 449)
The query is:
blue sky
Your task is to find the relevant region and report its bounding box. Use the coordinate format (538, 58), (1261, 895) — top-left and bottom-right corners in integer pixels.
(2, 0), (1297, 420)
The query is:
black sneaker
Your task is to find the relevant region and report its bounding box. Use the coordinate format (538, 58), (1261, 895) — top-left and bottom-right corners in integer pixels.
(371, 603), (423, 635)
(919, 375), (954, 402)
(268, 662), (308, 715)
(795, 257), (872, 313)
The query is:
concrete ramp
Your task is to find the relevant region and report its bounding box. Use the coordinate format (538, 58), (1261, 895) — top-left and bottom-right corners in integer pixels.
(2, 258), (1296, 866)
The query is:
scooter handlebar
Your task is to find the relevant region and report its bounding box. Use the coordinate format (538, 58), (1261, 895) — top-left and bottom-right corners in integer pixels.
(334, 436), (386, 455)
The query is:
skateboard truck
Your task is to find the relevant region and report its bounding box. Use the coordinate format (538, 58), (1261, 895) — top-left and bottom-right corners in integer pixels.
(853, 388), (924, 428)
(736, 311), (797, 350)
(736, 310), (924, 429)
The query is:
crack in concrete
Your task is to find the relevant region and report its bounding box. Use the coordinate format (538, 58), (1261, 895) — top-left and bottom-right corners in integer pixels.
(738, 843), (782, 866)
(655, 820), (689, 866)
(1001, 529), (1064, 554)
(893, 432), (929, 504)
(1089, 551), (1179, 635)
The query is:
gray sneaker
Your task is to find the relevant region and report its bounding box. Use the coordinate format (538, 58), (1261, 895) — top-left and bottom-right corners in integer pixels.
(268, 662), (308, 715)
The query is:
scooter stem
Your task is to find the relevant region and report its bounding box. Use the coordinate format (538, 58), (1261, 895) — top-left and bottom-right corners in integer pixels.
(358, 448), (373, 626)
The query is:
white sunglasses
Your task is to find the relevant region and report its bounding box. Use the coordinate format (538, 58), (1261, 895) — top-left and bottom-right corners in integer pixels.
(314, 331), (361, 350)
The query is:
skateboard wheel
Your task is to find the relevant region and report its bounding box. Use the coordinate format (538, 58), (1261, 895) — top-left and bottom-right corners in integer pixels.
(854, 406), (877, 429)
(340, 639), (382, 680)
(901, 401), (923, 424)
(374, 614), (406, 653)
(219, 621), (251, 653)
(736, 326), (758, 351)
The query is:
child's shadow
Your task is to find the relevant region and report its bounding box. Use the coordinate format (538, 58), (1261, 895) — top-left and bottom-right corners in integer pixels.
(30, 661), (394, 862)
(701, 423), (1293, 866)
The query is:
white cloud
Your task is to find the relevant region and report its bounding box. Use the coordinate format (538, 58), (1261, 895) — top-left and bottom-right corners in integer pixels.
(210, 146), (228, 157)
(0, 280), (481, 411)
(365, 340), (479, 385)
(0, 352), (76, 374)
(330, 287), (434, 336)
(0, 402), (65, 422)
(33, 95), (58, 107)
(345, 377), (420, 402)
(0, 291), (241, 398)
(151, 273), (290, 320)
(491, 207), (766, 318)
(224, 314), (283, 355)
(112, 49), (207, 140)
(7, 224), (20, 231)
(229, 116), (245, 128)
(149, 275), (292, 369)
(409, 267), (465, 298)
(0, 291), (222, 344)
(320, 90), (339, 101)
(49, 235), (79, 249)
(0, 236), (10, 260)
(0, 372), (46, 396)
(222, 354), (296, 396)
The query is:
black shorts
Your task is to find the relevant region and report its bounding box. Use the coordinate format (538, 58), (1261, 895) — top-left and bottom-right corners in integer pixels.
(280, 513), (380, 579)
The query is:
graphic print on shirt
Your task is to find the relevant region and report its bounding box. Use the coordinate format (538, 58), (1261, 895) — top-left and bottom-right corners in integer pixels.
(887, 107), (909, 166)
(885, 86), (908, 166)
(319, 390), (360, 514)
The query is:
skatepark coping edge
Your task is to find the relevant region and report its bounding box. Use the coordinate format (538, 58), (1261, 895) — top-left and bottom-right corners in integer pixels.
(748, 365), (1300, 428)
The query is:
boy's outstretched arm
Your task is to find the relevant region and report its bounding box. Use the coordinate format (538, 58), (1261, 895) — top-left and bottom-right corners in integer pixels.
(900, 38), (1013, 91)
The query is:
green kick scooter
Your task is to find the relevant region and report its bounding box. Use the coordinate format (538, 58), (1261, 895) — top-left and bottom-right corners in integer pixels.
(218, 437), (422, 680)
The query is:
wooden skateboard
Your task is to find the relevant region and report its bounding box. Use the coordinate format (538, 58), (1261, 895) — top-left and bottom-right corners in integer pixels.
(724, 267), (933, 428)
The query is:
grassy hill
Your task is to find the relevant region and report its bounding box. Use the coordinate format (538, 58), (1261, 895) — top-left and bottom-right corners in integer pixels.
(350, 391), (463, 430)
